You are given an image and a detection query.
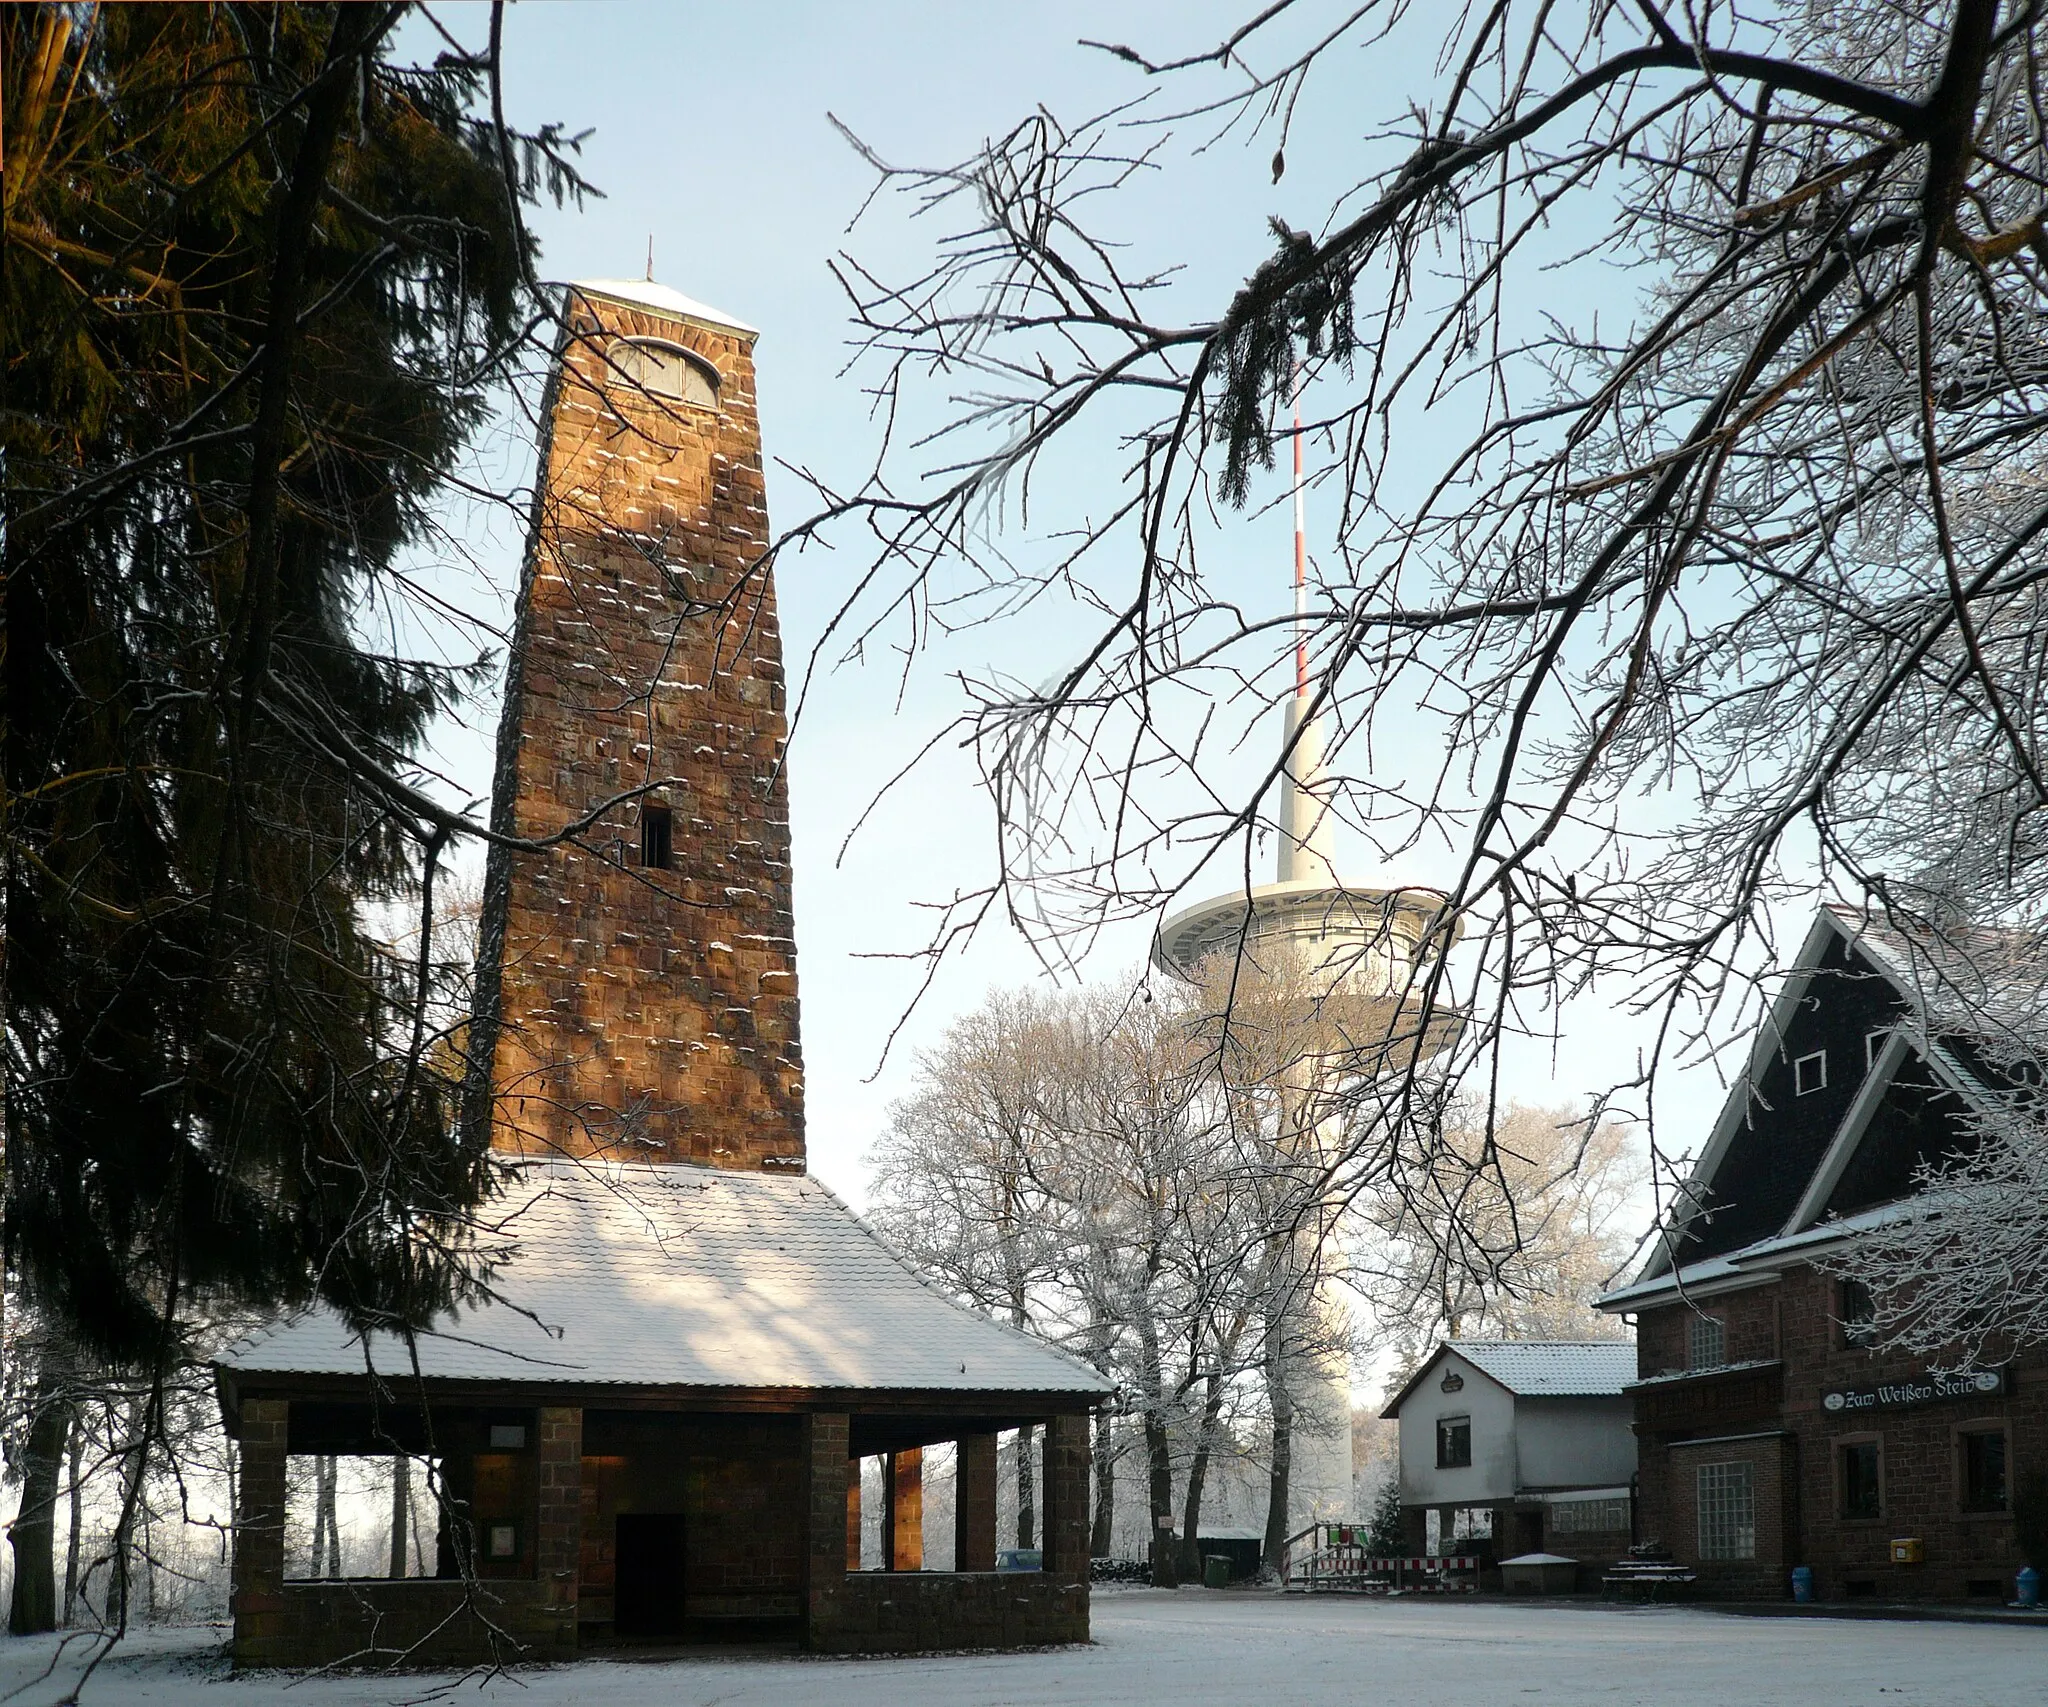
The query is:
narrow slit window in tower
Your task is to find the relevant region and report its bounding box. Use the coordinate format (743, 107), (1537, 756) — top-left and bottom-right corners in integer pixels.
(641, 804), (673, 871)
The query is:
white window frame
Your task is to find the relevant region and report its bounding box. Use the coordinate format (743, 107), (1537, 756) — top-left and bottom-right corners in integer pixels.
(1687, 1313), (1726, 1371)
(1436, 1414), (1473, 1469)
(1549, 1497), (1630, 1534)
(1864, 1029), (1890, 1071)
(1794, 1050), (1828, 1095)
(1696, 1460), (1756, 1561)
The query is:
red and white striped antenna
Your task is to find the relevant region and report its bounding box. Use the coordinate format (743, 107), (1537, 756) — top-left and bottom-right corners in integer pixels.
(1292, 358), (1309, 700)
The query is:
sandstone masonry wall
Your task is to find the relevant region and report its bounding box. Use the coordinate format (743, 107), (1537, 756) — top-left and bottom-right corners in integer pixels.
(477, 285), (802, 1170)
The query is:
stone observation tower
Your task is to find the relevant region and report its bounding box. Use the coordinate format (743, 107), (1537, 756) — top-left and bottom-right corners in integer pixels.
(220, 280), (1108, 1671)
(467, 280), (804, 1171)
(1150, 381), (1458, 1536)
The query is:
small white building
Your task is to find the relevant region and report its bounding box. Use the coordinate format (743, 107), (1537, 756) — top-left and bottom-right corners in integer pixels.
(1380, 1341), (1638, 1571)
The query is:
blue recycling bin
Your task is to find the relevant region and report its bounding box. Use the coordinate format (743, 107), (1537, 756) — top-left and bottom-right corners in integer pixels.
(2017, 1566), (2041, 1609)
(1790, 1566), (1814, 1603)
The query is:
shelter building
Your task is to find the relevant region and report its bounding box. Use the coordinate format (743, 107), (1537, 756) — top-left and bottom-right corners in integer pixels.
(216, 281), (1108, 1669)
(1380, 1340), (1637, 1580)
(1598, 907), (2048, 1601)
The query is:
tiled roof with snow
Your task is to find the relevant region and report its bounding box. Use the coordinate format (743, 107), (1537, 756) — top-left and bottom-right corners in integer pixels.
(1826, 903), (2048, 1048)
(218, 1161), (1108, 1396)
(1596, 1192), (1968, 1312)
(1448, 1340), (1638, 1397)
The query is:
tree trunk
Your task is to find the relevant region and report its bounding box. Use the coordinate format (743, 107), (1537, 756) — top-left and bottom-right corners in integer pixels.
(315, 1453), (340, 1577)
(328, 1459), (343, 1575)
(106, 1398), (148, 1630)
(7, 1372), (68, 1634)
(1014, 1424), (1036, 1549)
(1179, 1369), (1226, 1581)
(1003, 1268), (1036, 1550)
(142, 1504), (157, 1624)
(63, 1410), (84, 1625)
(1142, 1406), (1176, 1588)
(389, 1454), (410, 1577)
(1135, 1300), (1177, 1587)
(1089, 1412), (1116, 1558)
(1262, 1317), (1296, 1577)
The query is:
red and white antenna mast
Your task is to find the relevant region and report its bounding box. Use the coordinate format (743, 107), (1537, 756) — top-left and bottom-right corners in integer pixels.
(1293, 359), (1309, 700)
(1277, 359), (1333, 883)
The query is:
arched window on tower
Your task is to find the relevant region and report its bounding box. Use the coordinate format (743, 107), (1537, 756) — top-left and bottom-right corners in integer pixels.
(606, 338), (720, 410)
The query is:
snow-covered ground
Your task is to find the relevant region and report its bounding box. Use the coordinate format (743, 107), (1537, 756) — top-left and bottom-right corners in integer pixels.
(3, 1590), (2042, 1707)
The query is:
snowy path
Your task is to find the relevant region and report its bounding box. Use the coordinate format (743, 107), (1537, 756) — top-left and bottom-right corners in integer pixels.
(2, 1590), (2042, 1707)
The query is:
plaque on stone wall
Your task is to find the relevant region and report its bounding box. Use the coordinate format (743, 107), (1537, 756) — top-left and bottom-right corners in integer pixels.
(1820, 1367), (2007, 1413)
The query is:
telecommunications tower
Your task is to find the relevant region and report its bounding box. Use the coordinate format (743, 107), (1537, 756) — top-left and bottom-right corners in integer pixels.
(1150, 373), (1458, 1528)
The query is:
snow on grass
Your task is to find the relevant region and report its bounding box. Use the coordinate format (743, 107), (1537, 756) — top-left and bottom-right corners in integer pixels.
(2, 1591), (2043, 1707)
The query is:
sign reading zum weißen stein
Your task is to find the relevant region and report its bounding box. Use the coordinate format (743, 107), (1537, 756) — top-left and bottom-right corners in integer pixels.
(1821, 1367), (2008, 1414)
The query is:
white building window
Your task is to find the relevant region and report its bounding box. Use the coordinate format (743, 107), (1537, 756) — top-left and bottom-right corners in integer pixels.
(1687, 1313), (1725, 1370)
(1794, 1050), (1827, 1095)
(1696, 1461), (1756, 1561)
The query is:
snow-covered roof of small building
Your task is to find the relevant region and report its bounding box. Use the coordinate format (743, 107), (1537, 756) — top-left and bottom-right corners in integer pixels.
(1449, 1340), (1638, 1396)
(1381, 1340), (1636, 1415)
(218, 1160), (1107, 1397)
(570, 278), (758, 337)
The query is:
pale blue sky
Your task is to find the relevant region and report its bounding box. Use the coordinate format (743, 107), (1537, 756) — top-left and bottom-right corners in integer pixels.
(407, 2), (1700, 1204)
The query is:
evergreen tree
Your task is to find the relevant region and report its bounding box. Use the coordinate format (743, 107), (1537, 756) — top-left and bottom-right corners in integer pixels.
(1361, 1477), (1405, 1559)
(4, 7), (582, 1381)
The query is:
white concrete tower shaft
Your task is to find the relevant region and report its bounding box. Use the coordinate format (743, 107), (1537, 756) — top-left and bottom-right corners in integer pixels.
(1272, 364), (1353, 1530)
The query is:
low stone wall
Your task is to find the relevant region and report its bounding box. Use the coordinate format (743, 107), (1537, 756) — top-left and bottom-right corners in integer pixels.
(235, 1580), (576, 1669)
(807, 1571), (1089, 1654)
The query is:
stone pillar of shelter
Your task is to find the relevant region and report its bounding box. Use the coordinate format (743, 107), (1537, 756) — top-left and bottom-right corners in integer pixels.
(1040, 1414), (1091, 1580)
(846, 1460), (863, 1570)
(954, 1433), (998, 1572)
(230, 1398), (289, 1668)
(885, 1448), (923, 1571)
(536, 1407), (583, 1645)
(802, 1413), (851, 1640)
(467, 279), (804, 1173)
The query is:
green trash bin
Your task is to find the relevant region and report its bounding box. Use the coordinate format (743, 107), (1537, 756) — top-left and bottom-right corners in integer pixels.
(1203, 1554), (1232, 1589)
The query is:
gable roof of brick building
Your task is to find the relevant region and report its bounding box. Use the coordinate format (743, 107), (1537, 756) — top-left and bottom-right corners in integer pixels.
(219, 1160), (1109, 1397)
(1596, 906), (2044, 1316)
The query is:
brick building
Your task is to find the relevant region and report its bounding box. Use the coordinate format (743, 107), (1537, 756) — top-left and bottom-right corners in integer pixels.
(1599, 907), (2046, 1602)
(215, 281), (1108, 1668)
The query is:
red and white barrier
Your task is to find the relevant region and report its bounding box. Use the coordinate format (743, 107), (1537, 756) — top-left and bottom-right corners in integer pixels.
(1282, 1533), (1483, 1594)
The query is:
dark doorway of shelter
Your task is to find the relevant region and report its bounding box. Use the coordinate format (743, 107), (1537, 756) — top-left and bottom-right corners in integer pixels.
(1517, 1512), (1543, 1556)
(614, 1514), (687, 1638)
